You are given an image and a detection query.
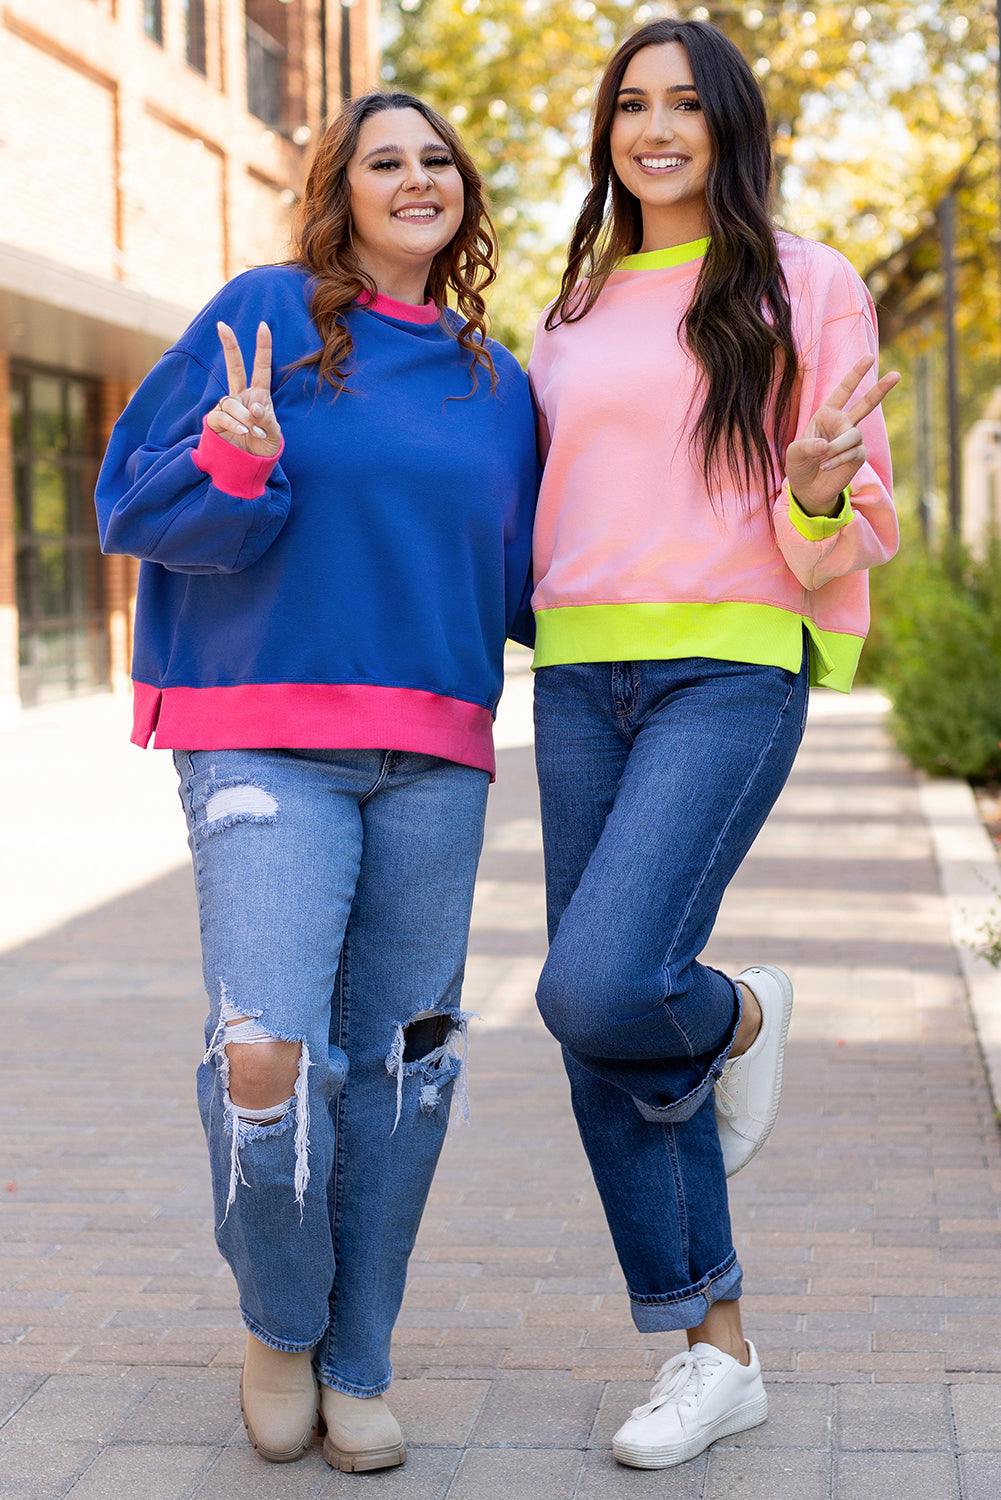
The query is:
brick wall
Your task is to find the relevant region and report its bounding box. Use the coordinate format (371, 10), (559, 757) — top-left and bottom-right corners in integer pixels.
(0, 0), (380, 706)
(2, 22), (120, 283)
(1, 0), (380, 310)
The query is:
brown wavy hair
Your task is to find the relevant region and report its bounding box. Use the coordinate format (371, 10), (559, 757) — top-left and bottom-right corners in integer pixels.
(547, 19), (798, 502)
(289, 92), (498, 392)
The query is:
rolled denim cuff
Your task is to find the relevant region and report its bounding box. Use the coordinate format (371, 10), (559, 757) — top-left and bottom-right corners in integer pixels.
(631, 968), (741, 1124)
(629, 1250), (743, 1332)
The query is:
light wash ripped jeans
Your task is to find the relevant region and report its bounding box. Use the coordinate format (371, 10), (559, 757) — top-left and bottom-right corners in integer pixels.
(174, 747), (489, 1396)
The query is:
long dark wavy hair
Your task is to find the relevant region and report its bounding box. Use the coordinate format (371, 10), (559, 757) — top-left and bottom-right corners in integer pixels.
(547, 19), (798, 502)
(289, 92), (498, 391)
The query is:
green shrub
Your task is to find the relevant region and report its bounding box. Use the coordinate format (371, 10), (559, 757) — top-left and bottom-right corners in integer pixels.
(855, 533), (919, 687)
(972, 887), (1001, 969)
(862, 536), (1001, 779)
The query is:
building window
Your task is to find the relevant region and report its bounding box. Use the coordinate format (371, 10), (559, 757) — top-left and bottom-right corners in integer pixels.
(186, 0), (207, 74)
(245, 0), (309, 137)
(11, 367), (109, 706)
(142, 0), (163, 44)
(246, 16), (286, 127)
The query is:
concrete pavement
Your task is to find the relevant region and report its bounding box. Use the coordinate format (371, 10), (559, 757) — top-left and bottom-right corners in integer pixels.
(2, 666), (1001, 1499)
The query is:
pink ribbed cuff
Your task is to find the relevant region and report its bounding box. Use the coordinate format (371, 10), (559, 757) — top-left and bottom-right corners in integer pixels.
(191, 421), (284, 499)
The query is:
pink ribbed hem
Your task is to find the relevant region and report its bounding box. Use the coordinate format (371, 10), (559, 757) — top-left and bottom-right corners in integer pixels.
(357, 289), (439, 325)
(130, 680), (496, 777)
(191, 423), (284, 498)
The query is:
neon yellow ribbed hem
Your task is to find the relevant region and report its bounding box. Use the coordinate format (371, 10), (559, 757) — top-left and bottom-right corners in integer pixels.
(532, 600), (863, 692)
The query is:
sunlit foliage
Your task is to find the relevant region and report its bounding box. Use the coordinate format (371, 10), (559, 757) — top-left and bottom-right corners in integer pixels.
(385, 1), (1001, 512)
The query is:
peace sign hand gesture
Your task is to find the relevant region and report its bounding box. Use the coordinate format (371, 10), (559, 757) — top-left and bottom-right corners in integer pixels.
(784, 355), (900, 516)
(204, 321), (282, 458)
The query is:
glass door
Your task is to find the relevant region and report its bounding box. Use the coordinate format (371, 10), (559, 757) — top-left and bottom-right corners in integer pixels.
(12, 365), (109, 705)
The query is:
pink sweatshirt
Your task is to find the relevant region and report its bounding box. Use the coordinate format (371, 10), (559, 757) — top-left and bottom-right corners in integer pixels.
(527, 233), (898, 690)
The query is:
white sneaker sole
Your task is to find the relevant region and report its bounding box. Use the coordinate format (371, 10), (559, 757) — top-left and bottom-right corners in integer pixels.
(719, 965), (794, 1177)
(612, 1389), (769, 1468)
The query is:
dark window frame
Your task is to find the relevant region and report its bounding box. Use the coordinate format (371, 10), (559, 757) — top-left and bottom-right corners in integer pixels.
(186, 0), (207, 74)
(142, 0), (163, 46)
(11, 362), (109, 706)
(245, 14), (286, 129)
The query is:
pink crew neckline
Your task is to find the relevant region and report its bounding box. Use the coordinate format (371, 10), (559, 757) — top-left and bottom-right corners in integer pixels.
(357, 289), (439, 325)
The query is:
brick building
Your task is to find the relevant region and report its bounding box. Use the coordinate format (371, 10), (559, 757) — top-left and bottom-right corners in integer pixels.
(0, 0), (380, 713)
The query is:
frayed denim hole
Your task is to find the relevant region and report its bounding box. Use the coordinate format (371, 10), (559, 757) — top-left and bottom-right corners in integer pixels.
(198, 782), (279, 837)
(204, 985), (312, 1225)
(402, 1013), (451, 1061)
(234, 1110), (296, 1141)
(385, 1009), (477, 1133)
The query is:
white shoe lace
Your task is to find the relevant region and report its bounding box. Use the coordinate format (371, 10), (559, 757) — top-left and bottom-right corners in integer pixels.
(714, 1064), (738, 1118)
(630, 1348), (723, 1419)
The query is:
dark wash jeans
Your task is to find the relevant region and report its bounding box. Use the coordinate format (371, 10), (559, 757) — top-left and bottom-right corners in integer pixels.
(534, 653), (809, 1330)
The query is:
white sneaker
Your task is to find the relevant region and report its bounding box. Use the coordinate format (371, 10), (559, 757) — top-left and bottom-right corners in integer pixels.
(612, 1341), (767, 1468)
(714, 965), (793, 1177)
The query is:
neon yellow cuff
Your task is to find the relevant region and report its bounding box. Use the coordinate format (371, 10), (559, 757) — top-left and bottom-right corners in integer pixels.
(786, 486), (853, 540)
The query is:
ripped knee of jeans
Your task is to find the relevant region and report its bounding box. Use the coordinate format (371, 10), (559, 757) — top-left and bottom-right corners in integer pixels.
(204, 987), (312, 1223)
(384, 1007), (476, 1135)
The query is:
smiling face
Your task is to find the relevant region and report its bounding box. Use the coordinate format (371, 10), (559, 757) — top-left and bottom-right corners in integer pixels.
(345, 107), (465, 303)
(609, 41), (712, 251)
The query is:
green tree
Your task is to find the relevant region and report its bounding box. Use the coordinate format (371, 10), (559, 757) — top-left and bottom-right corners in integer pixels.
(386, 0), (1001, 382)
(388, 1), (1001, 781)
(385, 0), (618, 350)
(779, 3), (1001, 503)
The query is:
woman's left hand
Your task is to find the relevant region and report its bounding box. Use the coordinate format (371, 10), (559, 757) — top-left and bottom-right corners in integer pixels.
(784, 356), (900, 516)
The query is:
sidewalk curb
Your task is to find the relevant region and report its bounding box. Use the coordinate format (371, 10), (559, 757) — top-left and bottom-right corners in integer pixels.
(919, 772), (1001, 1119)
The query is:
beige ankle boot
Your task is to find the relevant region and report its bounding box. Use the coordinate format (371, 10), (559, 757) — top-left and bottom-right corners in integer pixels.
(240, 1333), (318, 1463)
(320, 1385), (406, 1472)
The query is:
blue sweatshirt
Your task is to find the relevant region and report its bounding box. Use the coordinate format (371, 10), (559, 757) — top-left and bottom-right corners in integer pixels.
(96, 266), (537, 776)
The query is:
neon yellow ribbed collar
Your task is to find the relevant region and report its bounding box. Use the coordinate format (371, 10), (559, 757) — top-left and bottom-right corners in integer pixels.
(618, 238), (710, 271)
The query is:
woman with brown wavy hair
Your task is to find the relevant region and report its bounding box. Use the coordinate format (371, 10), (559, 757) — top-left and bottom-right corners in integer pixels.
(97, 91), (535, 1471)
(527, 19), (898, 1469)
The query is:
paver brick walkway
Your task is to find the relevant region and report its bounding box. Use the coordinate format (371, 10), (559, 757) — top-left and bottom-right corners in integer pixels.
(2, 685), (1001, 1498)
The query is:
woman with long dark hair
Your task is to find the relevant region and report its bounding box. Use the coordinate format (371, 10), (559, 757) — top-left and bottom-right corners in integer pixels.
(97, 92), (535, 1472)
(528, 19), (897, 1468)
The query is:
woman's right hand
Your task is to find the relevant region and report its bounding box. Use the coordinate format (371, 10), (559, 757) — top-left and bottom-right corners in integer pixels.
(205, 321), (283, 458)
(784, 355), (899, 516)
